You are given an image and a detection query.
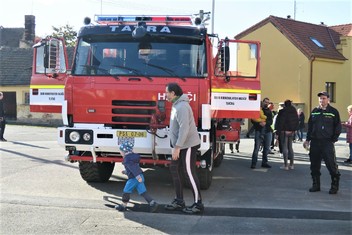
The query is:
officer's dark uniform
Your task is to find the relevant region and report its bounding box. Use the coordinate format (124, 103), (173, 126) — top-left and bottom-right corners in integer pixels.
(306, 102), (341, 194)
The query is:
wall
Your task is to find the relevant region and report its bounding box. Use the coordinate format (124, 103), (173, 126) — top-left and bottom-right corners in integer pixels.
(238, 22), (351, 123)
(1, 85), (63, 126)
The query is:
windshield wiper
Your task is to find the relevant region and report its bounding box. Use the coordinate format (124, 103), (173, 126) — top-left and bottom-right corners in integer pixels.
(80, 65), (120, 80)
(111, 65), (153, 81)
(145, 63), (186, 82)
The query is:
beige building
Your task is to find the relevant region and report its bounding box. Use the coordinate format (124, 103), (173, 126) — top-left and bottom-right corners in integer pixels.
(236, 16), (351, 122)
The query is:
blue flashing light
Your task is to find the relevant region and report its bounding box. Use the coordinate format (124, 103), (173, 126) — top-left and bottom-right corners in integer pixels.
(95, 14), (193, 25)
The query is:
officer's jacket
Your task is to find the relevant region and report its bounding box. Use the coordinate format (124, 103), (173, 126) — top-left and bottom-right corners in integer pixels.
(306, 104), (341, 142)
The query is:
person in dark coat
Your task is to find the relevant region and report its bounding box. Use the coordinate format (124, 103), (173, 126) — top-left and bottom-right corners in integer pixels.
(304, 91), (341, 194)
(275, 100), (299, 170)
(297, 108), (305, 141)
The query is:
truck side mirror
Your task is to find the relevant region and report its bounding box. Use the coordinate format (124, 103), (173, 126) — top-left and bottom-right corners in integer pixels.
(220, 46), (230, 72)
(43, 43), (49, 69)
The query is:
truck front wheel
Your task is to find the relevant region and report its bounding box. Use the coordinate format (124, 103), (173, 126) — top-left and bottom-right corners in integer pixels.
(79, 161), (115, 182)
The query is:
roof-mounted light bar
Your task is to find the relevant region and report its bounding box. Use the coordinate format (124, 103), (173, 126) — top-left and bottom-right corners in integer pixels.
(94, 15), (194, 25)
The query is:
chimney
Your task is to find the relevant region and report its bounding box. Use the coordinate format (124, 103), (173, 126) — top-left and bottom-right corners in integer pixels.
(24, 15), (35, 42)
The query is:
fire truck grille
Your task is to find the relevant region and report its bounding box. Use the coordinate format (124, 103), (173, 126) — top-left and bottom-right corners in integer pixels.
(111, 100), (156, 126)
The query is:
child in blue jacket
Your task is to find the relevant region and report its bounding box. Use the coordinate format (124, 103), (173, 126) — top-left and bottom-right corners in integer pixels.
(115, 140), (158, 212)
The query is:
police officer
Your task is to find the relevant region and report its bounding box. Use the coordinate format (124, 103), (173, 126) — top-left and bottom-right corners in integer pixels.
(304, 91), (341, 194)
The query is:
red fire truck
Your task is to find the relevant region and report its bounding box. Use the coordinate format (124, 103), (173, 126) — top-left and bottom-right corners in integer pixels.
(30, 12), (261, 189)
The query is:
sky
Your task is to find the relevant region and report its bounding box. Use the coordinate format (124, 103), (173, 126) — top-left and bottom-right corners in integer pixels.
(0, 0), (351, 39)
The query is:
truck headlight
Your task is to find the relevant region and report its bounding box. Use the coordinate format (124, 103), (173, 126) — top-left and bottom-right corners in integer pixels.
(65, 129), (93, 145)
(69, 131), (80, 142)
(82, 132), (91, 141)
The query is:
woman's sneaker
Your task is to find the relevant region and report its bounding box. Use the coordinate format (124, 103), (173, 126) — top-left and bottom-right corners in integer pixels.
(182, 202), (204, 214)
(164, 199), (185, 211)
(280, 165), (289, 170)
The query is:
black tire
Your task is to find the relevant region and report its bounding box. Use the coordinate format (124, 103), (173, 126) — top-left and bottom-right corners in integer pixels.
(197, 167), (213, 190)
(213, 152), (223, 167)
(213, 140), (224, 167)
(79, 161), (115, 182)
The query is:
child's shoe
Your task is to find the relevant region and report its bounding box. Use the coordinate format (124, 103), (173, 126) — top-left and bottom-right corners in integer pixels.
(149, 200), (159, 213)
(115, 204), (126, 212)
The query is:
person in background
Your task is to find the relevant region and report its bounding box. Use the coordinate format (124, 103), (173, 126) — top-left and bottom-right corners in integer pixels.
(304, 91), (341, 194)
(115, 140), (159, 212)
(250, 98), (273, 169)
(0, 92), (7, 142)
(251, 105), (267, 141)
(273, 105), (284, 156)
(342, 105), (352, 164)
(297, 108), (305, 142)
(164, 83), (204, 214)
(218, 118), (240, 154)
(246, 125), (255, 138)
(229, 141), (240, 154)
(268, 102), (277, 153)
(275, 100), (299, 170)
(229, 118), (243, 153)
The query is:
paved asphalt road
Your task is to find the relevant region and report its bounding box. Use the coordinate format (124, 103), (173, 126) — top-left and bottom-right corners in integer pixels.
(0, 125), (351, 235)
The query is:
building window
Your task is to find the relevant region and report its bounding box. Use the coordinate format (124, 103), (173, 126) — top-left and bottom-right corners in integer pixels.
(310, 37), (325, 48)
(325, 82), (335, 102)
(249, 44), (257, 59)
(24, 92), (30, 105)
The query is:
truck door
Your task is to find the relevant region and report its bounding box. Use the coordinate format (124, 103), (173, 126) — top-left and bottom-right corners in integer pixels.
(211, 39), (261, 119)
(30, 38), (68, 113)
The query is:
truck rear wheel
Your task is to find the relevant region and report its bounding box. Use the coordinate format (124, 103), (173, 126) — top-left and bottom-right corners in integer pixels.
(180, 166), (212, 190)
(79, 161), (115, 182)
(197, 167), (213, 190)
(213, 143), (225, 167)
(197, 146), (214, 190)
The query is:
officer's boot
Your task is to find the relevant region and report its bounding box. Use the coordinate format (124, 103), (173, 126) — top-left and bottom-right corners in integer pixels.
(309, 176), (320, 192)
(329, 175), (340, 194)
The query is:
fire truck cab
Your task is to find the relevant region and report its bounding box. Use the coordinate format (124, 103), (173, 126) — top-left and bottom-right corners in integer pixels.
(30, 12), (261, 189)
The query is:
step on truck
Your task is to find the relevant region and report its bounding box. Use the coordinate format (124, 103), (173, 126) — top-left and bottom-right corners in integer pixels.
(30, 11), (261, 189)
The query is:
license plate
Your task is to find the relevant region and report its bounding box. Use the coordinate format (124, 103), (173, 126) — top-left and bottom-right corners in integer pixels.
(116, 131), (147, 138)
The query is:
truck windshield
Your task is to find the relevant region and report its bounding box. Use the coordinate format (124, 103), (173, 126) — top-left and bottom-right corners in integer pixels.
(72, 36), (207, 78)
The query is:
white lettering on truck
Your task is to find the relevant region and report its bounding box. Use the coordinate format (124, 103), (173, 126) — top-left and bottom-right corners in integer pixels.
(109, 26), (171, 33)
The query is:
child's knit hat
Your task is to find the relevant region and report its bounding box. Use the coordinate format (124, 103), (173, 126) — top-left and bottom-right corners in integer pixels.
(119, 140), (134, 153)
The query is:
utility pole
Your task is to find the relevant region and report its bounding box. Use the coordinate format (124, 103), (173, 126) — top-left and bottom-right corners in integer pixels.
(211, 0), (215, 34)
(294, 0), (296, 20)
